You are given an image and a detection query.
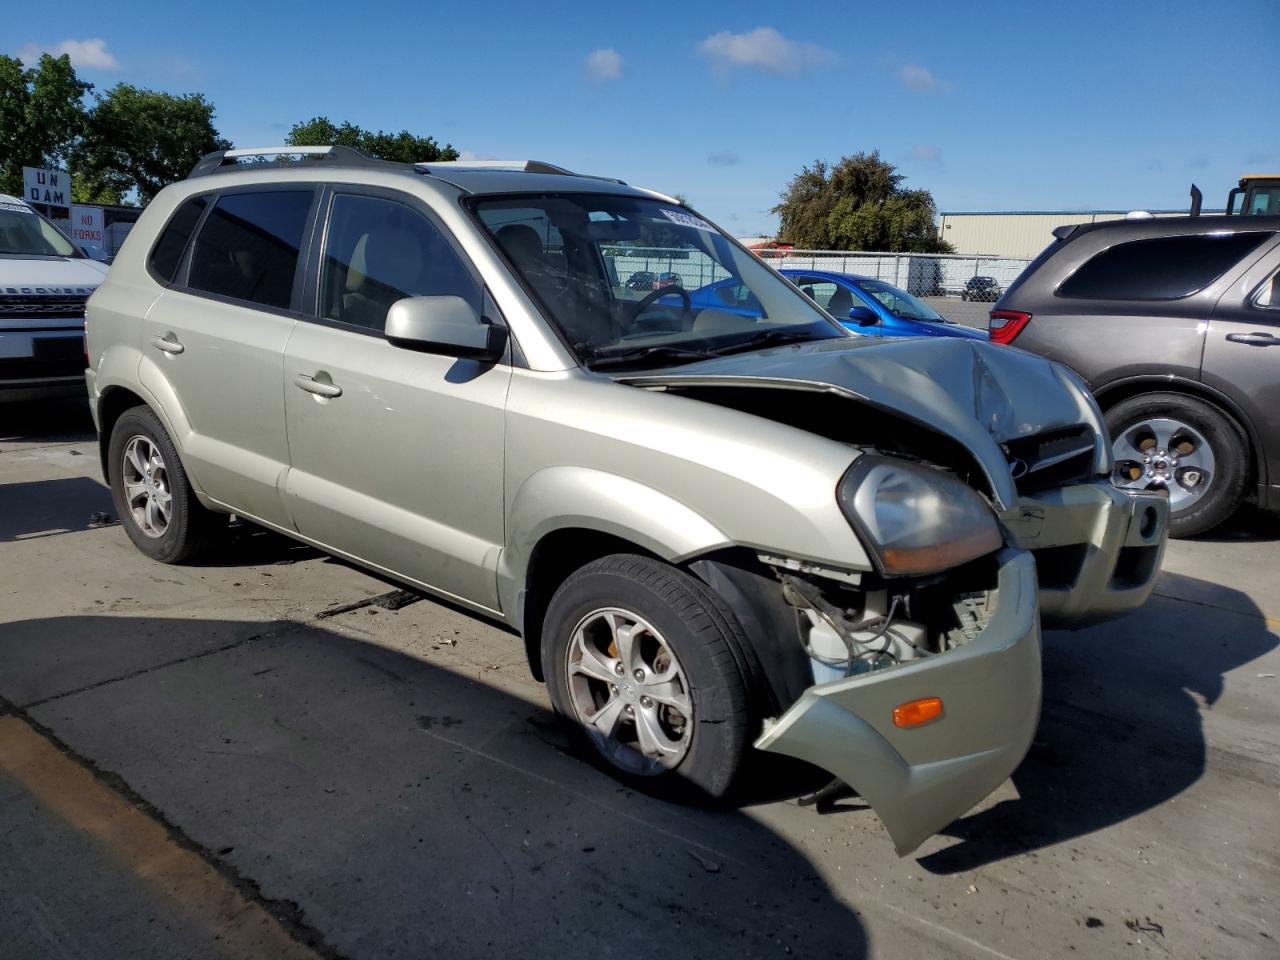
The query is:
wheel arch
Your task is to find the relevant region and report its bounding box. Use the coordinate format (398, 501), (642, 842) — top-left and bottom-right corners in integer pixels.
(1093, 375), (1263, 487)
(96, 385), (149, 482)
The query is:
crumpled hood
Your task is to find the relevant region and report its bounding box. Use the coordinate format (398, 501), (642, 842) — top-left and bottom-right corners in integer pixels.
(619, 337), (1106, 509)
(0, 256), (107, 292)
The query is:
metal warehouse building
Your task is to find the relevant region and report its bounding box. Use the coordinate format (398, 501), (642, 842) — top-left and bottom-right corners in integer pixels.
(937, 209), (1222, 259)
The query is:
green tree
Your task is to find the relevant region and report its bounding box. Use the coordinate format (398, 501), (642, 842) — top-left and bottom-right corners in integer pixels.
(285, 117), (458, 163)
(73, 85), (229, 203)
(0, 53), (91, 197)
(772, 152), (952, 253)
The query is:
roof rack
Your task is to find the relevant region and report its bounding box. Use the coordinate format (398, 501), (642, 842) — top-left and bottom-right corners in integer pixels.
(413, 159), (578, 175)
(188, 145), (386, 179)
(187, 147), (628, 187)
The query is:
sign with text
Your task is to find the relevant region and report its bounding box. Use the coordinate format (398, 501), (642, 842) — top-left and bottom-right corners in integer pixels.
(22, 166), (71, 208)
(69, 204), (106, 257)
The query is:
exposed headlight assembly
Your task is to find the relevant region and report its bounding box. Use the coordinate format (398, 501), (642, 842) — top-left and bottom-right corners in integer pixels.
(838, 455), (1003, 576)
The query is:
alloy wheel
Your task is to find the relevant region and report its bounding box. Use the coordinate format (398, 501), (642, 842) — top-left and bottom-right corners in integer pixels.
(564, 607), (693, 776)
(1111, 417), (1215, 512)
(121, 435), (173, 538)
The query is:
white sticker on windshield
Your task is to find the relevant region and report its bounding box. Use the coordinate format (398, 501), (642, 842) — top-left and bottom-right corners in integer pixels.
(0, 201), (33, 214)
(660, 208), (715, 232)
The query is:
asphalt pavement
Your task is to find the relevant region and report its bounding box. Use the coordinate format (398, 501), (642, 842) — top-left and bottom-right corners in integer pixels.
(1, 398), (1277, 960)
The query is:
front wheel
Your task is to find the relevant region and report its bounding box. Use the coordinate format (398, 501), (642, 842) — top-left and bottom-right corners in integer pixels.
(1105, 392), (1248, 537)
(541, 554), (753, 798)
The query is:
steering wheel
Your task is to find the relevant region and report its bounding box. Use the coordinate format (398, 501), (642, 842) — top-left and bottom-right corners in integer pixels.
(626, 285), (692, 333)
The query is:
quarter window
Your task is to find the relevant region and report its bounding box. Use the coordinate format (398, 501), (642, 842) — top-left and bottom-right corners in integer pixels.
(187, 190), (314, 310)
(148, 195), (207, 284)
(319, 194), (480, 332)
(1057, 232), (1273, 301)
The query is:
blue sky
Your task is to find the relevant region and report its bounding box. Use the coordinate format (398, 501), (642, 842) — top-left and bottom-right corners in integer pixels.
(15, 0), (1279, 234)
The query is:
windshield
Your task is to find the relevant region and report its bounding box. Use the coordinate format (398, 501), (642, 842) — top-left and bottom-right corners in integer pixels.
(0, 203), (80, 257)
(472, 194), (845, 368)
(850, 278), (947, 323)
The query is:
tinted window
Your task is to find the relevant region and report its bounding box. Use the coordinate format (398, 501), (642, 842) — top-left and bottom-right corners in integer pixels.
(187, 191), (313, 309)
(319, 194), (480, 331)
(1058, 232), (1272, 301)
(148, 195), (207, 283)
(1254, 270), (1280, 309)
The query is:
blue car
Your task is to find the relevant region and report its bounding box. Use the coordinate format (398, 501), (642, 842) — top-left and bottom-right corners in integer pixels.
(683, 270), (987, 340)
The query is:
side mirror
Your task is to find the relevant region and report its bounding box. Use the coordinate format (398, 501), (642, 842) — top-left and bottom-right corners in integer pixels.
(385, 296), (508, 361)
(847, 305), (879, 327)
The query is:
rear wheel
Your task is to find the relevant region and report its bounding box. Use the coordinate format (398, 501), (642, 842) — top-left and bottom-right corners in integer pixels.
(108, 406), (224, 563)
(1105, 392), (1248, 537)
(541, 554), (753, 798)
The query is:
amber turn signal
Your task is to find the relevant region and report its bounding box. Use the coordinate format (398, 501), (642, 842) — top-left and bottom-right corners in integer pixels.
(893, 697), (943, 728)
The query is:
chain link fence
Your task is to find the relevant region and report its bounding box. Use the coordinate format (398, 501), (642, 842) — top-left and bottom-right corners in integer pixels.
(604, 246), (1032, 302)
(753, 249), (1032, 301)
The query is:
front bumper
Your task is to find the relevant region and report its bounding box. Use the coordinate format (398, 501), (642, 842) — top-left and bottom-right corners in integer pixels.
(755, 549), (1041, 856)
(1001, 481), (1168, 628)
(0, 329), (87, 402)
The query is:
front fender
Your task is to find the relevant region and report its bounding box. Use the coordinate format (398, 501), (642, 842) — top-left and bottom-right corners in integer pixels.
(497, 465), (731, 619)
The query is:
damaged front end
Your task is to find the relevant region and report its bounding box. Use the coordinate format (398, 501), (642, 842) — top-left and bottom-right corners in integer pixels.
(636, 338), (1168, 853)
(748, 548), (1039, 856)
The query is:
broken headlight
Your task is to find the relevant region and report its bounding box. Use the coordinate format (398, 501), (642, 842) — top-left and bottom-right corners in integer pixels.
(838, 455), (1002, 576)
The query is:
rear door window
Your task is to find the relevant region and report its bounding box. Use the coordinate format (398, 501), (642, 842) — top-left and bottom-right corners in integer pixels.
(1057, 232), (1272, 301)
(187, 190), (314, 310)
(148, 195), (208, 284)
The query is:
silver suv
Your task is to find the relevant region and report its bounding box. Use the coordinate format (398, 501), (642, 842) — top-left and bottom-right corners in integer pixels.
(86, 146), (1169, 854)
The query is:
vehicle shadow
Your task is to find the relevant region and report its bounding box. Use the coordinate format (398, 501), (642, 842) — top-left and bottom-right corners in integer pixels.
(917, 570), (1277, 874)
(1, 615), (869, 959)
(0, 477), (115, 542)
(0, 397), (95, 445)
(1191, 504), (1280, 544)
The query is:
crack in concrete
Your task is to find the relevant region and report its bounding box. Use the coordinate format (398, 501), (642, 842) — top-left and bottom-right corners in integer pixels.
(19, 629), (278, 710)
(0, 694), (349, 960)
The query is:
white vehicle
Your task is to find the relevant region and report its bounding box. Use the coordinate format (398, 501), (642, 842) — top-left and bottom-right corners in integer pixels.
(1, 194), (108, 401)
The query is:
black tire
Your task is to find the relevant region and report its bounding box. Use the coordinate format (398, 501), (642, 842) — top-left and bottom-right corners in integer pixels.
(1105, 392), (1248, 538)
(107, 406), (223, 563)
(541, 554), (753, 799)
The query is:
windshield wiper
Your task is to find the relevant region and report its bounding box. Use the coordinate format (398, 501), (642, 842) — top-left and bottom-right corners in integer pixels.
(711, 328), (824, 356)
(585, 344), (715, 370)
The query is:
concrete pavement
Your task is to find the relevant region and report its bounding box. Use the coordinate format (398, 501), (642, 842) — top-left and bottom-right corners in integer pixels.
(1, 398), (1276, 959)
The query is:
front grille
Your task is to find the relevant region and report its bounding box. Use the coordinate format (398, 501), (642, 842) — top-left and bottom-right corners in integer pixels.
(0, 293), (90, 320)
(1005, 425), (1097, 494)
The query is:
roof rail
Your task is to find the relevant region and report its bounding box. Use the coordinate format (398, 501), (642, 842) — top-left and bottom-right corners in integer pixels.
(414, 159), (575, 175)
(188, 145), (384, 179)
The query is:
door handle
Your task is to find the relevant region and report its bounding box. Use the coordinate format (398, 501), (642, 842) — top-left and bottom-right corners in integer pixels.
(151, 334), (184, 354)
(1225, 331), (1280, 346)
(293, 373), (343, 398)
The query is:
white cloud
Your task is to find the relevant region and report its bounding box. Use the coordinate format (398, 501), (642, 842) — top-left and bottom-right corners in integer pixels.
(17, 38), (120, 70)
(708, 151), (740, 166)
(585, 48), (623, 83)
(911, 144), (942, 164)
(898, 62), (949, 93)
(699, 27), (834, 76)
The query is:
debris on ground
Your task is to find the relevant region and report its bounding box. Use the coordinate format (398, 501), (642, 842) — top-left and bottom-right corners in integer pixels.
(87, 512), (117, 528)
(688, 850), (721, 874)
(1125, 917), (1164, 937)
(1084, 917), (1105, 929)
(316, 589), (423, 619)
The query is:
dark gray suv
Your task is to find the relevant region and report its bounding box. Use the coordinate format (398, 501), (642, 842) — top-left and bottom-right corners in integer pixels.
(990, 215), (1280, 536)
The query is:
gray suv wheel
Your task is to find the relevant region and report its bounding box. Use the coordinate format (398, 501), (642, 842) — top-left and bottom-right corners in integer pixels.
(1105, 393), (1248, 538)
